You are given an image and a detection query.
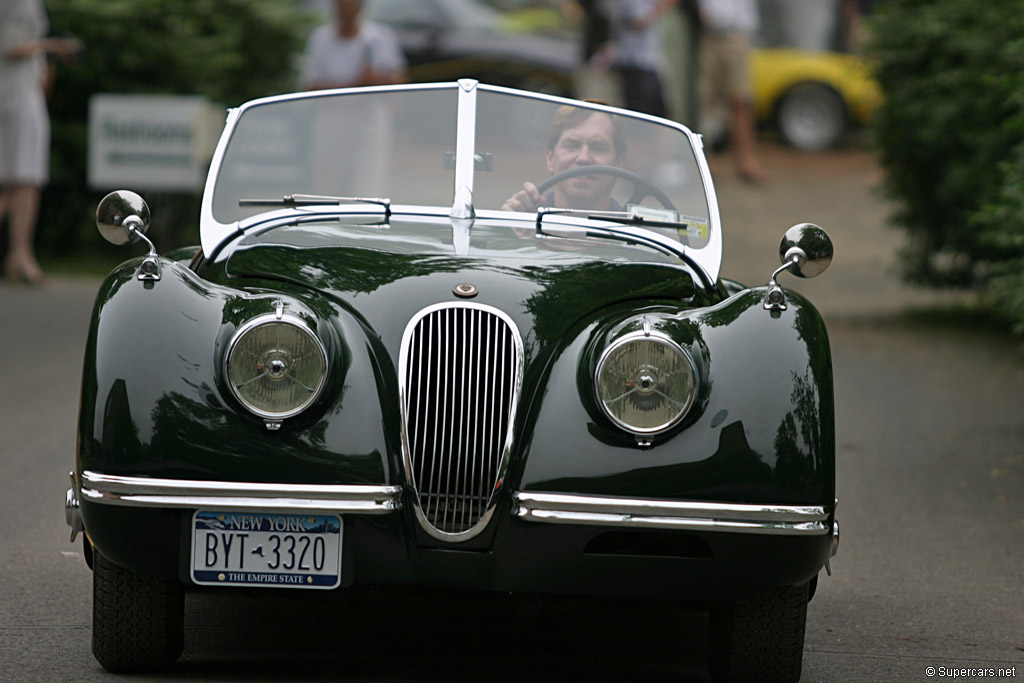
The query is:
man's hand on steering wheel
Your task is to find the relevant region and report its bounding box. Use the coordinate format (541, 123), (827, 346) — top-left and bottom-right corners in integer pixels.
(501, 165), (675, 213)
(501, 182), (544, 213)
(536, 165), (676, 210)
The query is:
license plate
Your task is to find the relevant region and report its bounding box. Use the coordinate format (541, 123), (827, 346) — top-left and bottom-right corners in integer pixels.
(191, 511), (342, 589)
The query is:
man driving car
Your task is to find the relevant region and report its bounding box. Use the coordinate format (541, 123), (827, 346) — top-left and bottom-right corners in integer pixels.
(501, 105), (626, 213)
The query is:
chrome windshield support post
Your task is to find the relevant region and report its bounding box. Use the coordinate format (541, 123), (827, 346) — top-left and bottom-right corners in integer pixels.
(449, 79), (478, 227)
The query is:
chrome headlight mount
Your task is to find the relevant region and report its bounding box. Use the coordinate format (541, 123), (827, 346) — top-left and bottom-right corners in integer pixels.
(594, 326), (698, 447)
(224, 310), (329, 429)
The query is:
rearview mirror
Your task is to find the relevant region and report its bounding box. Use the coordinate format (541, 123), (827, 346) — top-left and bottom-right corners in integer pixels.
(95, 190), (161, 281)
(779, 223), (833, 279)
(764, 224), (833, 312)
(96, 190), (151, 246)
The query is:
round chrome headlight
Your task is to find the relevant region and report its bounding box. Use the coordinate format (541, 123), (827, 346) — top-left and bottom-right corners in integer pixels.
(225, 314), (328, 419)
(595, 332), (697, 435)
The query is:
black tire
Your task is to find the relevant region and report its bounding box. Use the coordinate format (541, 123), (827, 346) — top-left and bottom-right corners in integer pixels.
(708, 582), (809, 683)
(776, 82), (848, 152)
(92, 550), (185, 673)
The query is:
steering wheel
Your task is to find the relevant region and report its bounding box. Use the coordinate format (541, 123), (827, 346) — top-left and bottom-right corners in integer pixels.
(535, 165), (676, 211)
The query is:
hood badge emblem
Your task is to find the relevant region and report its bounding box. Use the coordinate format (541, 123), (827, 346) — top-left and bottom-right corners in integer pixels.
(453, 283), (479, 298)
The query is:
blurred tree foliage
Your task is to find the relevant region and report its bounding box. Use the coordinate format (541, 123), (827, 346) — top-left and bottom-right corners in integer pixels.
(868, 1), (1024, 334)
(972, 74), (1024, 336)
(37, 0), (313, 258)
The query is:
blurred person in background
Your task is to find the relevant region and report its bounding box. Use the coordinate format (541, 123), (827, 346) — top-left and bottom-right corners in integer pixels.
(576, 0), (619, 104)
(0, 0), (80, 285)
(842, 0), (874, 51)
(580, 0), (612, 64)
(607, 0), (679, 118)
(696, 0), (765, 183)
(299, 0), (406, 90)
(299, 0), (407, 196)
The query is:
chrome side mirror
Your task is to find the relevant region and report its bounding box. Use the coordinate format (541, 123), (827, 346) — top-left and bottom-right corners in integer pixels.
(779, 223), (833, 279)
(96, 190), (161, 281)
(764, 223), (833, 312)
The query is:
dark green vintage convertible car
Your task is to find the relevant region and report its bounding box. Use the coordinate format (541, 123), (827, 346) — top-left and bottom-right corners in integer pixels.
(66, 81), (837, 682)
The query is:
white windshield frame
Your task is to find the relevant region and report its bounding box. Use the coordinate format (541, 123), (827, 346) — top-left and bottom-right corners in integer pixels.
(199, 80), (722, 284)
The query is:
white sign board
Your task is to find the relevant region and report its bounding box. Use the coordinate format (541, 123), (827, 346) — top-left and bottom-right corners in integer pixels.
(88, 94), (225, 192)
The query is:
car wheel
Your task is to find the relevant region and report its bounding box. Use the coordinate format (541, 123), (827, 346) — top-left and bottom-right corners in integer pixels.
(708, 582), (809, 683)
(776, 82), (848, 151)
(92, 550), (184, 672)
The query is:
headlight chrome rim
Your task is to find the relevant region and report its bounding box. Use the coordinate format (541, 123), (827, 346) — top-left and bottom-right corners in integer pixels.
(594, 330), (698, 436)
(225, 313), (328, 420)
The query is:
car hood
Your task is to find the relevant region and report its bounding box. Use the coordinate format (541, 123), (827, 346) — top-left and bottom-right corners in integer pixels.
(222, 220), (696, 352)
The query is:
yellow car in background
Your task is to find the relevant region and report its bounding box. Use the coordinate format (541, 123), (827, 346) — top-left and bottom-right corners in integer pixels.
(751, 47), (882, 151)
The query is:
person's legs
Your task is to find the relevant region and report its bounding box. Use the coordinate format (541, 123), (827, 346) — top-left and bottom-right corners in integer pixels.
(697, 33), (727, 140)
(3, 183), (43, 283)
(618, 65), (668, 118)
(729, 96), (764, 182)
(720, 32), (764, 182)
(2, 88), (49, 283)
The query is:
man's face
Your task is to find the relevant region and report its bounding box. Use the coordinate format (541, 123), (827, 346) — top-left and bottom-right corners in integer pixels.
(546, 113), (620, 209)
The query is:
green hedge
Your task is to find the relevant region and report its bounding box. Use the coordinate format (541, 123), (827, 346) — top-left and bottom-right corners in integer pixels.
(38, 0), (313, 257)
(869, 0), (1024, 334)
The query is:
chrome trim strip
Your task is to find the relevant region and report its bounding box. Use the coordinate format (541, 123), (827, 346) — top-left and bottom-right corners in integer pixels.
(80, 471), (402, 513)
(514, 492), (830, 536)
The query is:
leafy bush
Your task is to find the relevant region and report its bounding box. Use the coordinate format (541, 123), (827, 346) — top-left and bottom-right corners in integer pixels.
(37, 0), (313, 257)
(972, 81), (1024, 336)
(868, 0), (1024, 333)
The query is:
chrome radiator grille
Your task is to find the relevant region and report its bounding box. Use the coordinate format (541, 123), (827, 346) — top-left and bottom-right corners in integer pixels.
(399, 303), (522, 540)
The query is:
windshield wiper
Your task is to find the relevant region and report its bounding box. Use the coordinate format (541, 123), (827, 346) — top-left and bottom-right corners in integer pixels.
(239, 194), (391, 217)
(534, 207), (714, 290)
(536, 206), (685, 231)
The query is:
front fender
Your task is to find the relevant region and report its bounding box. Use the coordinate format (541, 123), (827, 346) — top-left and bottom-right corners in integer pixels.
(77, 258), (394, 486)
(518, 288), (834, 508)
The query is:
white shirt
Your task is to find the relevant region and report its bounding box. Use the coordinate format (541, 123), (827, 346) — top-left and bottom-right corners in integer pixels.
(299, 21), (405, 89)
(698, 0), (760, 35)
(0, 0), (47, 94)
(611, 0), (664, 70)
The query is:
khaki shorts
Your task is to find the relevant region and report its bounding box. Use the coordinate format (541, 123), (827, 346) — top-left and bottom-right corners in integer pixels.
(699, 30), (753, 104)
(0, 88), (50, 185)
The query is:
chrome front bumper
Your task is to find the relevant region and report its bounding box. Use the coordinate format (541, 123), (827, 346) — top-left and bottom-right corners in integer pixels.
(515, 492), (836, 538)
(65, 473), (840, 557)
(67, 470), (402, 516)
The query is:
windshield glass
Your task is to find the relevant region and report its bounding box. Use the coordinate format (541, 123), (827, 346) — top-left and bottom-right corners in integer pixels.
(473, 90), (711, 249)
(213, 87), (458, 223)
(209, 84), (713, 253)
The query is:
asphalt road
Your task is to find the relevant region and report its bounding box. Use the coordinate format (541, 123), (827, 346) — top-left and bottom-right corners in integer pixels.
(1, 145), (1022, 682)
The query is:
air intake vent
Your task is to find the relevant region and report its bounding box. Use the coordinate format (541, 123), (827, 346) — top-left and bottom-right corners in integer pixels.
(399, 303), (522, 541)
